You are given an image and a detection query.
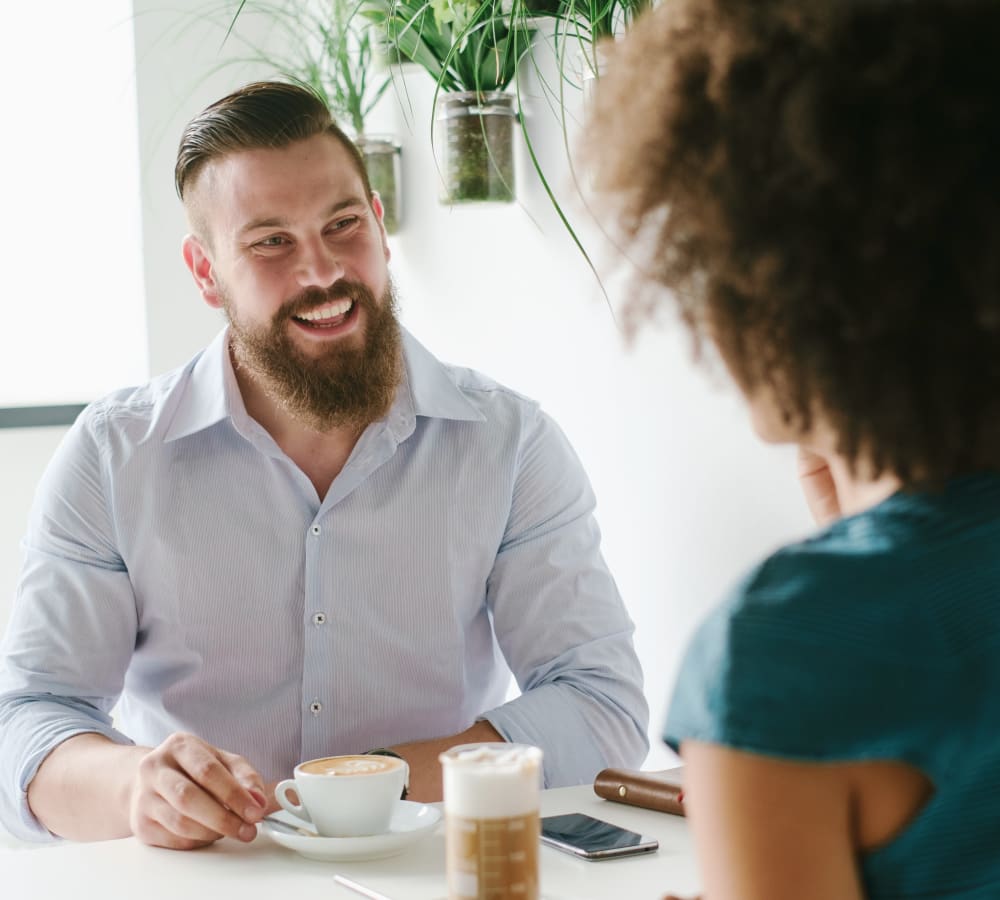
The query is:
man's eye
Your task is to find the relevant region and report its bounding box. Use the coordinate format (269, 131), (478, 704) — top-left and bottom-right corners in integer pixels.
(329, 216), (360, 232)
(256, 236), (287, 248)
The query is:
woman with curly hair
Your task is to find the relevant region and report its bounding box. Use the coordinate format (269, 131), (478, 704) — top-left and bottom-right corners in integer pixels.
(585, 1), (1000, 897)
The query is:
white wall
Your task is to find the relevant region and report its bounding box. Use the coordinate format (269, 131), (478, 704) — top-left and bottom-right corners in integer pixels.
(0, 6), (815, 769)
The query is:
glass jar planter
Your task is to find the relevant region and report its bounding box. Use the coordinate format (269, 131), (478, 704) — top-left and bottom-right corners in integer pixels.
(357, 135), (402, 234)
(435, 92), (517, 205)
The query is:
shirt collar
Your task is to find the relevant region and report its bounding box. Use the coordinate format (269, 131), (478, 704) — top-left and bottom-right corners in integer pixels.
(164, 325), (484, 444)
(163, 328), (239, 443)
(400, 328), (485, 423)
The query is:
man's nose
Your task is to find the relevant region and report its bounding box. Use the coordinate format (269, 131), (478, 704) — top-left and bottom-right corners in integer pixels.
(294, 237), (344, 289)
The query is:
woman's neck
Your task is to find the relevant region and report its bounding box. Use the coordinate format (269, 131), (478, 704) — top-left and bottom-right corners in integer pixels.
(817, 448), (902, 518)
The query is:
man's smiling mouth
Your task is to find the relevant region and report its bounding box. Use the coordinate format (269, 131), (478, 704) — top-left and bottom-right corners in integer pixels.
(293, 298), (355, 328)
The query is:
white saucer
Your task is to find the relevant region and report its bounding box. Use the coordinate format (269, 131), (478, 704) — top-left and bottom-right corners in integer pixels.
(261, 801), (441, 862)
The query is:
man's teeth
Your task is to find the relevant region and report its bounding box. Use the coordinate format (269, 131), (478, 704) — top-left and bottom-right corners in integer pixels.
(296, 299), (353, 321)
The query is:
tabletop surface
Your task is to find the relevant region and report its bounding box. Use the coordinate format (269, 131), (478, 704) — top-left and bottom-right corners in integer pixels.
(1, 783), (701, 900)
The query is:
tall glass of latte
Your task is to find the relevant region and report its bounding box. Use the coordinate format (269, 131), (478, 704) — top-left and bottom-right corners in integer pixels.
(439, 743), (542, 900)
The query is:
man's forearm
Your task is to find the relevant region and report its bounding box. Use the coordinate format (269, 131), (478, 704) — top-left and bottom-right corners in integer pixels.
(27, 733), (148, 841)
(390, 720), (504, 802)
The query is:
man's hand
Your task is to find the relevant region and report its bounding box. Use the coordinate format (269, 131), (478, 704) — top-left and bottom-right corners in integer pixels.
(389, 720), (505, 802)
(27, 731), (268, 848)
(128, 732), (268, 850)
(797, 447), (842, 526)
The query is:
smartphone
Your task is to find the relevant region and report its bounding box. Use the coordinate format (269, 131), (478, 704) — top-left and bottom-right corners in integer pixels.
(540, 813), (659, 860)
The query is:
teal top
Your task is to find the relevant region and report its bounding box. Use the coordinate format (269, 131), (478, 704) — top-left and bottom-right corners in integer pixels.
(665, 474), (1000, 899)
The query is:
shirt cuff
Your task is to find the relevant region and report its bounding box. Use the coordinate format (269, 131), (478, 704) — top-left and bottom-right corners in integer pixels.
(479, 683), (608, 789)
(7, 722), (134, 843)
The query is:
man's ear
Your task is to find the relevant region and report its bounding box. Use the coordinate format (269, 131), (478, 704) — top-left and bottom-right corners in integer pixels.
(182, 234), (223, 309)
(370, 192), (391, 263)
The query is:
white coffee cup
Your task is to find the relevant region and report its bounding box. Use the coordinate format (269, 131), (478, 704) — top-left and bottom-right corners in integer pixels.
(275, 754), (408, 837)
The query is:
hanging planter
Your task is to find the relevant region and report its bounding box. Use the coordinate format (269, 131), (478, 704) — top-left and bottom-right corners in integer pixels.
(365, 0), (532, 205)
(435, 92), (517, 204)
(357, 135), (403, 233)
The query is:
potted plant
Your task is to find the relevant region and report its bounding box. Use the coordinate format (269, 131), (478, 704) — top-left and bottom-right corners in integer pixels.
(204, 0), (404, 231)
(364, 0), (535, 204)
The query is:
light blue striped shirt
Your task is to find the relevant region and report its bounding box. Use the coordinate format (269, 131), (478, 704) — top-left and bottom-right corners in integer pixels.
(0, 327), (647, 841)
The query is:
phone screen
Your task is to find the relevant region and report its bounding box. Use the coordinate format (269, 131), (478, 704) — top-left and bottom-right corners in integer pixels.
(540, 813), (657, 857)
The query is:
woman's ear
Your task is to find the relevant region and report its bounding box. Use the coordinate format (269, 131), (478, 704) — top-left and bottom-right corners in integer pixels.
(182, 234), (222, 309)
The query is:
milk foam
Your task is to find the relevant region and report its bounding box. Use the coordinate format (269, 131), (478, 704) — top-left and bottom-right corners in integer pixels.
(300, 755), (398, 776)
(442, 744), (542, 819)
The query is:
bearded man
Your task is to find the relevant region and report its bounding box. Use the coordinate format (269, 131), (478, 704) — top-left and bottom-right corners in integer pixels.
(0, 82), (647, 848)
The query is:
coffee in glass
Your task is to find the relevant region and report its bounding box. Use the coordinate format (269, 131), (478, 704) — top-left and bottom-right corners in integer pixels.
(440, 743), (542, 900)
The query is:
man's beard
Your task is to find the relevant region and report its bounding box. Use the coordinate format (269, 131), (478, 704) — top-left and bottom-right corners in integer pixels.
(222, 278), (403, 433)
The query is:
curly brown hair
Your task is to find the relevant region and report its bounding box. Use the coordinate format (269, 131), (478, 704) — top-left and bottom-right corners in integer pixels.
(584, 0), (1000, 484)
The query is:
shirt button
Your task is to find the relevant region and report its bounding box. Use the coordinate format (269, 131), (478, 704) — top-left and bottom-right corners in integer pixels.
(312, 612), (327, 626)
(309, 701), (322, 716)
(310, 525), (321, 536)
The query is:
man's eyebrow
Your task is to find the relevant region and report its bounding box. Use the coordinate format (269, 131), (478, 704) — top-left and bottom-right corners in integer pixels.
(238, 198), (368, 236)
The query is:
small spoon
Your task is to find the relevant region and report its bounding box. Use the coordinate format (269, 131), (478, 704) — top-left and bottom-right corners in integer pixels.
(262, 815), (316, 837)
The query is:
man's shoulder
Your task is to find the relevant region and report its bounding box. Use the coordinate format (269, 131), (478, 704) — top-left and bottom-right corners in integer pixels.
(77, 353), (201, 439)
(446, 363), (538, 410)
(403, 332), (543, 426)
(440, 364), (555, 449)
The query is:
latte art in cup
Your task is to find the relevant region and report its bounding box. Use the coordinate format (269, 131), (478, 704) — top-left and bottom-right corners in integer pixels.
(275, 753), (408, 837)
(299, 755), (403, 776)
(440, 743), (542, 900)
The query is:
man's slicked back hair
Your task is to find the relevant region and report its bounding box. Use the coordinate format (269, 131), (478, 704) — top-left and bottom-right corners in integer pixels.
(175, 80), (372, 200)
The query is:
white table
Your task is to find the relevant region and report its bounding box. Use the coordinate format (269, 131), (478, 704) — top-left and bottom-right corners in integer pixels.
(0, 784), (701, 899)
